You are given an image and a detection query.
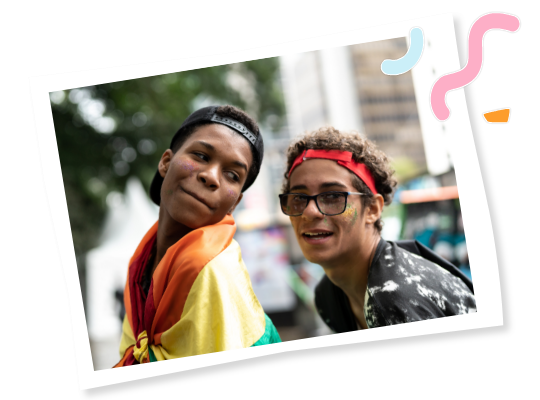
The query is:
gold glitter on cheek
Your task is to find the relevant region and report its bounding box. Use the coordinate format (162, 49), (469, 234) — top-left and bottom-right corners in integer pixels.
(341, 204), (355, 221)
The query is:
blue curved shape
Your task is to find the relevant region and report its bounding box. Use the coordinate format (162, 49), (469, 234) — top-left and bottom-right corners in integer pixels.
(381, 27), (424, 75)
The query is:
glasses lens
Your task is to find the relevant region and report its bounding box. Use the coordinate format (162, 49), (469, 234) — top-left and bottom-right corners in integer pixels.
(318, 192), (346, 215)
(280, 194), (307, 215)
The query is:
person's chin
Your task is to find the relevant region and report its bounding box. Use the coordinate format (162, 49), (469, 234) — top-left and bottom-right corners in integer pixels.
(300, 245), (335, 266)
(169, 207), (211, 230)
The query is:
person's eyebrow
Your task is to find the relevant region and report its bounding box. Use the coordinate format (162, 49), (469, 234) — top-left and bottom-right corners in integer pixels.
(289, 184), (308, 192)
(232, 160), (248, 173)
(290, 181), (348, 192)
(320, 181), (348, 190)
(195, 141), (215, 151)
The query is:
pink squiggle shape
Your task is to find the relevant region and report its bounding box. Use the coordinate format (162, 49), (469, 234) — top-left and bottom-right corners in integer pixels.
(430, 13), (520, 121)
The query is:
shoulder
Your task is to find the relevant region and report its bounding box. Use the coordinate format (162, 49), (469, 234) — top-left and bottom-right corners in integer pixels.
(203, 239), (248, 278)
(158, 238), (267, 356)
(392, 245), (472, 297)
(372, 241), (470, 291)
(187, 239), (255, 301)
(365, 241), (476, 326)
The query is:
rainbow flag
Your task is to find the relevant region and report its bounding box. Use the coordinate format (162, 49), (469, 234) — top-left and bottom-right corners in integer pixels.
(114, 214), (280, 367)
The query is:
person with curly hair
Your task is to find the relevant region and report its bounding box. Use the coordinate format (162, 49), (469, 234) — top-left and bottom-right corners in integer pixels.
(114, 105), (281, 367)
(279, 127), (476, 332)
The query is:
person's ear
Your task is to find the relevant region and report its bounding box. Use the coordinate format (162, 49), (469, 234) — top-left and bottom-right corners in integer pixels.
(365, 194), (384, 225)
(158, 149), (174, 178)
(227, 193), (243, 215)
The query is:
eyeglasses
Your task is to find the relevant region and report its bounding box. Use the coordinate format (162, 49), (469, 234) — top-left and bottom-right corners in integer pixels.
(279, 191), (366, 217)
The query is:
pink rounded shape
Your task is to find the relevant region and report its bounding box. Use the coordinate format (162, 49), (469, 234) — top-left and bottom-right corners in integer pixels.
(430, 13), (520, 121)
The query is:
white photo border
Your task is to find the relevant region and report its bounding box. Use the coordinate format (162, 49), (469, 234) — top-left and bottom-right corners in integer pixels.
(29, 13), (502, 390)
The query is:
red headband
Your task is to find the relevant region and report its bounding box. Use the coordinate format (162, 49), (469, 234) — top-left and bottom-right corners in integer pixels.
(288, 149), (378, 195)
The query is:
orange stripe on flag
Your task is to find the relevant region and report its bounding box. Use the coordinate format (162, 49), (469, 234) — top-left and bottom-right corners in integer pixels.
(113, 345), (134, 368)
(150, 215), (236, 341)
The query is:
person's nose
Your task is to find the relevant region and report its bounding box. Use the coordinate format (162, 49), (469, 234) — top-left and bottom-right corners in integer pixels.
(302, 197), (323, 220)
(198, 164), (220, 189)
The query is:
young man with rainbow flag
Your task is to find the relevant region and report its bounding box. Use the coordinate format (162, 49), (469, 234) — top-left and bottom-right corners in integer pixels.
(114, 105), (281, 367)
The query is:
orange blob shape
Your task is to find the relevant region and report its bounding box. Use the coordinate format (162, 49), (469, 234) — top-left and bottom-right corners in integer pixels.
(483, 108), (510, 123)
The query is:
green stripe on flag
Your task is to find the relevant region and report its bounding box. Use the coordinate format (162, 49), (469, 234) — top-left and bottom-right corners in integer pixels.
(149, 346), (157, 362)
(251, 313), (281, 347)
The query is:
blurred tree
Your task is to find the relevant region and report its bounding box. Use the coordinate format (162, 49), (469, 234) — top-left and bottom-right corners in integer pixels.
(391, 156), (426, 184)
(50, 58), (286, 306)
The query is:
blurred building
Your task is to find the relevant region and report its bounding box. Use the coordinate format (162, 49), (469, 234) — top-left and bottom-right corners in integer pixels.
(280, 47), (363, 137)
(350, 39), (426, 169)
(280, 37), (453, 175)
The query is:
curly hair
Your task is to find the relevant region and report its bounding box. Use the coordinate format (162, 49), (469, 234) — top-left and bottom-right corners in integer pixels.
(171, 105), (262, 192)
(282, 126), (397, 232)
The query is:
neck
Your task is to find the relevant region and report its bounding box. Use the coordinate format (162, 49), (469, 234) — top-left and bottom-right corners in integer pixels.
(323, 230), (381, 307)
(152, 205), (193, 273)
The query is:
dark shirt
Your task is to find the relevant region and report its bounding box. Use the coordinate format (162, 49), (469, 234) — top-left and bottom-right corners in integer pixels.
(315, 238), (476, 332)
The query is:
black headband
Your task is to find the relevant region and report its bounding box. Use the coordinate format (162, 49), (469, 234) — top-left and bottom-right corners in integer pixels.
(210, 114), (257, 145)
(149, 105), (264, 205)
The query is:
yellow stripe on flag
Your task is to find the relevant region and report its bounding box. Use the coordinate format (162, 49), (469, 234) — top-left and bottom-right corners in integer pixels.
(159, 239), (266, 358)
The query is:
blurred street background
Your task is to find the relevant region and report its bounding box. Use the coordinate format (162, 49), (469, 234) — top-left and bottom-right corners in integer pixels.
(50, 37), (471, 371)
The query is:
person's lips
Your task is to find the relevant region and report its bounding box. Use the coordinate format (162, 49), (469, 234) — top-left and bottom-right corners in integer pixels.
(181, 187), (215, 210)
(301, 229), (334, 244)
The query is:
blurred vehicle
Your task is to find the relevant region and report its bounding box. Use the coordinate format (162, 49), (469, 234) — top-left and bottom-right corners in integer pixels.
(396, 172), (471, 280)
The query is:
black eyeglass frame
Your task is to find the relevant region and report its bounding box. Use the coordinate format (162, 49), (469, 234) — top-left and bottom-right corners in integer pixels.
(278, 191), (366, 217)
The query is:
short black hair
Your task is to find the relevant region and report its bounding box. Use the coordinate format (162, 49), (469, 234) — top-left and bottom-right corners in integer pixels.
(170, 105), (262, 192)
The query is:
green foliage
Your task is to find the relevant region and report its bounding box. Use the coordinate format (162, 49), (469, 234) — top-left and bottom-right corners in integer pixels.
(391, 156), (425, 184)
(50, 58), (286, 260)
